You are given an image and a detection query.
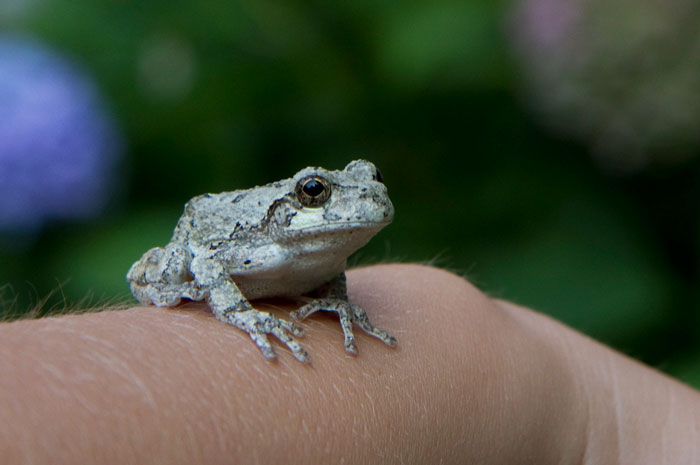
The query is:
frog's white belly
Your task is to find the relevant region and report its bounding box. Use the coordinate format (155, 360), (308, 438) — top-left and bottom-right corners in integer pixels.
(219, 235), (368, 300)
(231, 260), (345, 300)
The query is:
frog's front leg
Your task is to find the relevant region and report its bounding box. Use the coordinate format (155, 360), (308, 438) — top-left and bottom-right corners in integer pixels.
(291, 273), (397, 355)
(191, 257), (310, 363)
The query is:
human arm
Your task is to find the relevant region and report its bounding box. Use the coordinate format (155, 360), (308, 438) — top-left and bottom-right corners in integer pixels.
(1, 264), (698, 464)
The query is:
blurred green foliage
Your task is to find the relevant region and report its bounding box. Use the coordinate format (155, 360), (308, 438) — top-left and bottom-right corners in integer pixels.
(1, 0), (699, 385)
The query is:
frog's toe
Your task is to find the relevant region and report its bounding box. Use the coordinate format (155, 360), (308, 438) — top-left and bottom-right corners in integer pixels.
(249, 332), (277, 360)
(360, 324), (396, 346)
(292, 347), (311, 363)
(344, 339), (358, 355)
(278, 318), (305, 337)
(336, 307), (359, 355)
(290, 302), (322, 321)
(271, 327), (310, 363)
(362, 325), (397, 347)
(350, 304), (398, 347)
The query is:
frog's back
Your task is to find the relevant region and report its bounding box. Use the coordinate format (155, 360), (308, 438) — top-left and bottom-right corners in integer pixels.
(171, 182), (291, 246)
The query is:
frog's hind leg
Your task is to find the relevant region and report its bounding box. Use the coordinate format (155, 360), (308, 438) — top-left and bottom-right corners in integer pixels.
(130, 281), (205, 307)
(127, 244), (200, 307)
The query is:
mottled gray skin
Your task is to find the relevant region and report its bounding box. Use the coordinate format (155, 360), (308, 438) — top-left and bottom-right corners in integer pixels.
(127, 160), (397, 362)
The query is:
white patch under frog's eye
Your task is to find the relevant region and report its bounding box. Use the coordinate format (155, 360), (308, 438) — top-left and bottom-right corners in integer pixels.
(295, 175), (331, 207)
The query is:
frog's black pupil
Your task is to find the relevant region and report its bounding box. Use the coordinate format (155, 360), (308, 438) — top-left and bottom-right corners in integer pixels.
(375, 168), (383, 183)
(303, 179), (325, 197)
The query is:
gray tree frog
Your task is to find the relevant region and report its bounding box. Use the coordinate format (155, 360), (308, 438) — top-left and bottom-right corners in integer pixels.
(126, 160), (397, 362)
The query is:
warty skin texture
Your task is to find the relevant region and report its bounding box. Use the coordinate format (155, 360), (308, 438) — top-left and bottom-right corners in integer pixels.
(127, 160), (397, 362)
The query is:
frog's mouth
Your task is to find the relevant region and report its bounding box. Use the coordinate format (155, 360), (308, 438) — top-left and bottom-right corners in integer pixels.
(285, 219), (391, 234)
(274, 220), (390, 255)
(281, 201), (393, 230)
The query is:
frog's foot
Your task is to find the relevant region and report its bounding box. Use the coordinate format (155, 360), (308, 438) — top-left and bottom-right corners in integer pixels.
(130, 281), (205, 307)
(291, 300), (397, 355)
(222, 309), (310, 363)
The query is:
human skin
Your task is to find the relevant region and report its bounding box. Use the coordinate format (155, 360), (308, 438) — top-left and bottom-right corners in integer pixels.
(0, 264), (698, 464)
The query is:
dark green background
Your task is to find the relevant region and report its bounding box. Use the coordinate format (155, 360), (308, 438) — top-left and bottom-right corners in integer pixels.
(1, 0), (699, 386)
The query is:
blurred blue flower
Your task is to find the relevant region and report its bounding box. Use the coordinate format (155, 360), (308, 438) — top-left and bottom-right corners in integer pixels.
(0, 35), (122, 233)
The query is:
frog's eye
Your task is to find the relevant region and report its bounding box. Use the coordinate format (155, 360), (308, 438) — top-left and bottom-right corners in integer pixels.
(295, 175), (332, 207)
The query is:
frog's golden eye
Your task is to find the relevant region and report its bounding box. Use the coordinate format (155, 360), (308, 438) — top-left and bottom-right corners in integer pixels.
(295, 175), (331, 207)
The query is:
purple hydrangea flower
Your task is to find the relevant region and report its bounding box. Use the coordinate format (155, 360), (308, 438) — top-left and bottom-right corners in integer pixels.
(0, 35), (122, 233)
